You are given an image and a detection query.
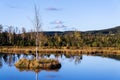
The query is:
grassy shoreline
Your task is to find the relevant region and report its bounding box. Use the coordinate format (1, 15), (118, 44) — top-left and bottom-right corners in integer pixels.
(0, 46), (120, 54)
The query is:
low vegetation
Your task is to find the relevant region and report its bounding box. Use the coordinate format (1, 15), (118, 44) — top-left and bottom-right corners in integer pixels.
(15, 58), (61, 70)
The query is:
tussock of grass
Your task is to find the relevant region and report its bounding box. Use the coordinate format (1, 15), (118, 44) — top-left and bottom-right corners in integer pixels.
(15, 58), (61, 72)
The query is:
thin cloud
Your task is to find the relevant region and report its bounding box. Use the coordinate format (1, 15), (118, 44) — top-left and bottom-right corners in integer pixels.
(9, 6), (18, 9)
(46, 7), (62, 11)
(7, 4), (22, 9)
(50, 20), (64, 24)
(68, 27), (79, 31)
(50, 24), (68, 30)
(55, 25), (67, 28)
(50, 20), (67, 29)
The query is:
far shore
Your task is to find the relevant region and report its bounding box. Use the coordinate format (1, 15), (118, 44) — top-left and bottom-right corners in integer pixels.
(0, 46), (120, 55)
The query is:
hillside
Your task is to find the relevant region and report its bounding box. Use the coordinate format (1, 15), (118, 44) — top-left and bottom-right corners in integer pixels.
(42, 26), (120, 35)
(84, 26), (120, 35)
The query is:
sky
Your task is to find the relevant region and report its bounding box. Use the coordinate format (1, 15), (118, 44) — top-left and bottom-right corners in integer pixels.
(0, 0), (120, 31)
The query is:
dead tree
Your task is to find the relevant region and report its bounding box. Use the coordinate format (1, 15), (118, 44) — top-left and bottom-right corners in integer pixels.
(34, 5), (42, 60)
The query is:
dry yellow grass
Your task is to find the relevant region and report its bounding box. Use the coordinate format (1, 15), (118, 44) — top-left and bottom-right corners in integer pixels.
(0, 46), (120, 54)
(15, 58), (61, 69)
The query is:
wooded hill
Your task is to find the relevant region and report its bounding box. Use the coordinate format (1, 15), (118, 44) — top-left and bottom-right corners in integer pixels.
(40, 26), (120, 35)
(84, 26), (120, 34)
(0, 25), (120, 48)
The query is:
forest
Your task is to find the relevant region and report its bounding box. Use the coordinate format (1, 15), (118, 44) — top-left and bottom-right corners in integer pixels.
(0, 24), (120, 48)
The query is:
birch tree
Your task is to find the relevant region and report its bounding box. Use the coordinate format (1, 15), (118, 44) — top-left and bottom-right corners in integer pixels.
(34, 5), (42, 60)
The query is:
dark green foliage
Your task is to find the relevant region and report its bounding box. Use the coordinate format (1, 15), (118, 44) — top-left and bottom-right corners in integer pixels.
(1, 26), (120, 48)
(84, 26), (120, 35)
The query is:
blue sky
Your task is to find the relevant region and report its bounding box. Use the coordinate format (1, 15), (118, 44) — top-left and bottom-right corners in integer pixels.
(0, 0), (120, 31)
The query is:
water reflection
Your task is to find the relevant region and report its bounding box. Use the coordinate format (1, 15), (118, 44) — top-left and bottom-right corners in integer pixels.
(16, 63), (61, 80)
(0, 55), (2, 69)
(3, 54), (18, 67)
(0, 61), (2, 69)
(0, 53), (120, 68)
(0, 53), (35, 67)
(15, 54), (61, 80)
(0, 52), (120, 80)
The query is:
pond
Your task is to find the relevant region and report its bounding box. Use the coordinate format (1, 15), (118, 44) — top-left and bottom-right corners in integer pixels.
(0, 53), (120, 80)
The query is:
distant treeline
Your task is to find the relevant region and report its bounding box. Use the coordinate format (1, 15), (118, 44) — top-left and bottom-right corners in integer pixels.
(0, 25), (120, 48)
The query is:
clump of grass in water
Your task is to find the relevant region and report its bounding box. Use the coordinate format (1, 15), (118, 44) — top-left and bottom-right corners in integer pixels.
(15, 58), (61, 70)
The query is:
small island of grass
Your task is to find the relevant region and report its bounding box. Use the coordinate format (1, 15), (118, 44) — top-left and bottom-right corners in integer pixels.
(15, 58), (61, 71)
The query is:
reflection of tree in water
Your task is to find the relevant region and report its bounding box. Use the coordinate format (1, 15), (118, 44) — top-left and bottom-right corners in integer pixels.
(74, 55), (82, 65)
(55, 54), (62, 60)
(46, 54), (50, 58)
(15, 58), (61, 80)
(63, 53), (83, 64)
(8, 55), (14, 66)
(1, 53), (36, 67)
(38, 53), (83, 65)
(0, 54), (2, 68)
(16, 66), (60, 80)
(0, 61), (2, 69)
(22, 54), (27, 59)
(2, 54), (19, 67)
(94, 53), (120, 61)
(3, 54), (7, 63)
(0, 52), (120, 69)
(17, 54), (21, 59)
(2, 54), (20, 67)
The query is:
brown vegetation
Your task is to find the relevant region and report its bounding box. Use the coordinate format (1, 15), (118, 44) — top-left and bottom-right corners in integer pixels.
(15, 58), (61, 73)
(0, 46), (120, 55)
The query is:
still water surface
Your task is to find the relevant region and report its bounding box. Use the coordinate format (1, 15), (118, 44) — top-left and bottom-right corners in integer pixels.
(0, 53), (120, 80)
